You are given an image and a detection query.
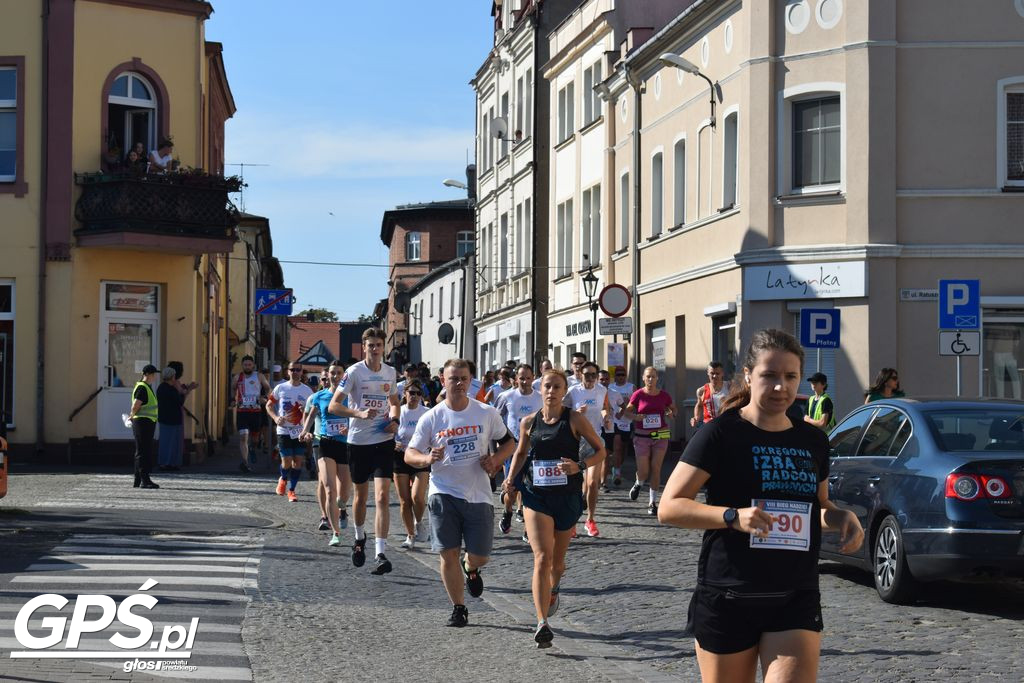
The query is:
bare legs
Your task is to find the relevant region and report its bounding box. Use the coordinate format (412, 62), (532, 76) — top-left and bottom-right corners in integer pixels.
(524, 507), (573, 621)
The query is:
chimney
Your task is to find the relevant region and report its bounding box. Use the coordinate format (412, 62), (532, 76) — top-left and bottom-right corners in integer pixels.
(466, 164), (478, 202)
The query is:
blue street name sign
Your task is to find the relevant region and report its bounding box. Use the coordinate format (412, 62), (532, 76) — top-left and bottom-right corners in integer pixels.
(938, 279), (980, 330)
(255, 288), (294, 316)
(800, 308), (840, 349)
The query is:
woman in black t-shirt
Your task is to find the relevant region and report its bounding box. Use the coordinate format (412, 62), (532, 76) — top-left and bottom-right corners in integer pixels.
(659, 328), (863, 682)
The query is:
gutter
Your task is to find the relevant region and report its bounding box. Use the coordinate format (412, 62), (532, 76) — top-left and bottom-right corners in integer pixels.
(37, 0), (50, 457)
(626, 63), (642, 389)
(530, 2), (541, 367)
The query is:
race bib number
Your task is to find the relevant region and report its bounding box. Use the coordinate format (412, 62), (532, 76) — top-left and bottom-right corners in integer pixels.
(361, 393), (387, 411)
(642, 414), (662, 429)
(445, 435), (479, 463)
(285, 425), (302, 439)
(324, 421), (347, 437)
(749, 499), (812, 551)
(532, 460), (568, 487)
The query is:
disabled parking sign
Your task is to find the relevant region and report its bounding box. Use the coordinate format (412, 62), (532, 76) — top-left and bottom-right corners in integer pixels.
(938, 280), (979, 330)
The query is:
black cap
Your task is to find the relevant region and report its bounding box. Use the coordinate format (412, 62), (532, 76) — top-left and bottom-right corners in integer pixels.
(807, 372), (827, 384)
(142, 364), (160, 375)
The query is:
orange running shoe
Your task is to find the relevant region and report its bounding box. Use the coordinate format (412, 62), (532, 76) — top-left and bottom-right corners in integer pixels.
(584, 519), (600, 537)
(276, 478), (287, 496)
(287, 490), (297, 502)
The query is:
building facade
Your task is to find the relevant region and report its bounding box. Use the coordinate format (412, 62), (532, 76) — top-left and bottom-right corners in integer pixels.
(0, 0), (239, 460)
(598, 0), (1024, 432)
(228, 213), (286, 376)
(407, 256), (475, 372)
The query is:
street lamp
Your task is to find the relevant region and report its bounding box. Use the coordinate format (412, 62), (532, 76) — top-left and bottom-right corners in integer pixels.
(442, 179), (468, 190)
(582, 264), (599, 361)
(659, 53), (716, 129)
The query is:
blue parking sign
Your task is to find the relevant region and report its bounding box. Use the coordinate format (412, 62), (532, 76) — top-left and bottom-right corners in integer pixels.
(938, 280), (979, 330)
(800, 309), (840, 349)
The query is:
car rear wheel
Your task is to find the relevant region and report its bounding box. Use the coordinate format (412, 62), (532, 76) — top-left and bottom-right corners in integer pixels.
(873, 516), (918, 604)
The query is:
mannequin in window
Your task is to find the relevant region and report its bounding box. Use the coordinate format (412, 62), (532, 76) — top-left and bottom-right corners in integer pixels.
(148, 137), (175, 173)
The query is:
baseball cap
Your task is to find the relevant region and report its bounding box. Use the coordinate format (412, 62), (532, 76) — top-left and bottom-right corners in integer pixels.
(806, 372), (827, 384)
(142, 364), (160, 375)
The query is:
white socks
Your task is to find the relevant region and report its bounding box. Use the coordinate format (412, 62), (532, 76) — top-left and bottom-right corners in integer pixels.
(375, 537), (387, 556)
(354, 525), (365, 541)
(649, 488), (658, 504)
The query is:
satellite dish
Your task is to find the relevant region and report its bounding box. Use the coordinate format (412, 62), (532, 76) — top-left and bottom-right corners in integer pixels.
(394, 292), (411, 314)
(491, 116), (508, 140)
(438, 323), (455, 345)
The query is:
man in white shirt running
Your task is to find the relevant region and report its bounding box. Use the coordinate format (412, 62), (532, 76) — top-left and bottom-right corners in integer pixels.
(406, 358), (515, 628)
(328, 328), (401, 576)
(231, 354), (271, 473)
(531, 359), (553, 391)
(564, 361), (609, 537)
(266, 362), (314, 503)
(607, 366), (635, 486)
(567, 352), (587, 387)
(496, 364), (543, 534)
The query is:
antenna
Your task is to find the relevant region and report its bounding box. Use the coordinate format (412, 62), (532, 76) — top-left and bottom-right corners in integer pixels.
(225, 162), (269, 212)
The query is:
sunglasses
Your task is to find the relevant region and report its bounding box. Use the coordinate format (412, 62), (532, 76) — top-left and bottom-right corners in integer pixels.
(407, 390), (422, 396)
(583, 372), (597, 378)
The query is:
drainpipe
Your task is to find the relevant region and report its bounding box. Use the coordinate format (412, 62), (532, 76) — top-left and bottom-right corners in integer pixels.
(625, 64), (643, 389)
(37, 1), (51, 457)
(530, 3), (541, 366)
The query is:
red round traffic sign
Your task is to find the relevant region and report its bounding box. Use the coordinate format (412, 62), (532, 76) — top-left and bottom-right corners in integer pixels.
(598, 284), (632, 318)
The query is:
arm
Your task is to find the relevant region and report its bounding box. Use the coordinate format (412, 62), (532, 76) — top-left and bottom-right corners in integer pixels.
(690, 387), (703, 427)
(818, 481), (864, 554)
(128, 398), (144, 419)
(405, 417), (442, 469)
(265, 394), (281, 426)
(804, 412), (829, 429)
(482, 434), (516, 476)
(621, 401), (637, 422)
(657, 461), (774, 534)
(562, 412), (606, 474)
(501, 417), (534, 496)
(327, 389), (372, 419)
(299, 403), (319, 442)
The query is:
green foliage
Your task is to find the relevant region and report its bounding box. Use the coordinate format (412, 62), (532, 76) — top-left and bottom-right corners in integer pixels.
(298, 307), (338, 322)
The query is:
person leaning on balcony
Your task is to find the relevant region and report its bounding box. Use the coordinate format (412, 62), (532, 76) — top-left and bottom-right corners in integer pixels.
(128, 365), (161, 489)
(148, 137), (175, 173)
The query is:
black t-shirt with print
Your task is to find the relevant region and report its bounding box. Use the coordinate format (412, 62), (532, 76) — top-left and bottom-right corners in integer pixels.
(680, 407), (830, 592)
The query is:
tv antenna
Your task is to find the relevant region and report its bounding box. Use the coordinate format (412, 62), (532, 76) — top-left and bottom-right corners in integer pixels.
(225, 162), (269, 212)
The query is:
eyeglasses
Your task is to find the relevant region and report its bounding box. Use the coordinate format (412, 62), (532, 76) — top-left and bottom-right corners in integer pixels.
(407, 390), (422, 396)
(583, 373), (597, 378)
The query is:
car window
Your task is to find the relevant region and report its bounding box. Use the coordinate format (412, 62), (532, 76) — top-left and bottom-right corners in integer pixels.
(925, 410), (1024, 451)
(830, 408), (876, 457)
(859, 408), (909, 457)
(889, 419), (912, 456)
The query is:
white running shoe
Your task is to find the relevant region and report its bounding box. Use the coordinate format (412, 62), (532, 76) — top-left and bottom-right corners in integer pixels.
(401, 535), (415, 549)
(415, 522), (430, 543)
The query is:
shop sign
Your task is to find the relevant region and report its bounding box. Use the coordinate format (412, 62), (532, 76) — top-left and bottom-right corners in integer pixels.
(744, 261), (865, 301)
(105, 284), (158, 313)
(565, 319), (592, 337)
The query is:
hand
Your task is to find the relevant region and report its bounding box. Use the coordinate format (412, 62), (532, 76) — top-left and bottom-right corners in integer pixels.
(735, 506), (775, 538)
(362, 408), (378, 420)
(479, 454), (501, 476)
(502, 477), (517, 497)
(299, 432), (311, 443)
(559, 457), (581, 476)
(188, 381), (200, 390)
(274, 416), (284, 426)
(429, 446), (445, 463)
(384, 420), (398, 434)
(837, 510), (864, 554)
(689, 416), (698, 428)
(576, 405), (587, 415)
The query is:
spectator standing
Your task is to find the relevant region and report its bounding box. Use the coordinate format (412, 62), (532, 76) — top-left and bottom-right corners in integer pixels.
(804, 372), (836, 431)
(864, 368), (904, 404)
(157, 367), (185, 471)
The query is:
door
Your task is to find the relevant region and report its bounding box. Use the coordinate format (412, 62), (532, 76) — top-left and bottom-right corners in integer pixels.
(125, 109), (154, 157)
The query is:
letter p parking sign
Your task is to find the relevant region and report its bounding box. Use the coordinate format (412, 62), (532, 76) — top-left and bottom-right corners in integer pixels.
(799, 309), (840, 349)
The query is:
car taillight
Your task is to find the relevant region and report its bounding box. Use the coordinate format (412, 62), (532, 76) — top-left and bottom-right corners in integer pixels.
(945, 473), (1013, 500)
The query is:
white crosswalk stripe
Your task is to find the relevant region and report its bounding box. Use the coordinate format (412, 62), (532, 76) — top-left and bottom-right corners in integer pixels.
(0, 533), (262, 681)
(25, 473), (277, 515)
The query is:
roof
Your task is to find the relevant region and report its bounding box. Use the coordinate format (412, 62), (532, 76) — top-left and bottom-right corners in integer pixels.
(379, 198), (474, 246)
(287, 318), (339, 366)
(407, 257), (469, 297)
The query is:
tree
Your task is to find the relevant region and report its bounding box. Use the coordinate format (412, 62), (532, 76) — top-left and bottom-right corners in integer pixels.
(298, 307), (337, 322)
(357, 313), (375, 323)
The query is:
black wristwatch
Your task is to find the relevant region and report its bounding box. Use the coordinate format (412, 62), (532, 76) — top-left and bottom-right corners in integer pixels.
(390, 417), (400, 425)
(723, 507), (738, 529)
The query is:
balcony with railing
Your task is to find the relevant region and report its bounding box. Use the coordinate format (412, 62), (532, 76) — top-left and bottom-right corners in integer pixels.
(74, 171), (242, 254)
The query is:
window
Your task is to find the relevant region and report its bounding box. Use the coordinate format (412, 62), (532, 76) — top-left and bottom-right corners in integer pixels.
(712, 314), (737, 379)
(500, 92), (510, 158)
(456, 230), (474, 258)
(510, 335), (521, 361)
(524, 197), (532, 273)
(516, 75), (524, 139)
(107, 72), (157, 167)
(0, 280), (13, 427)
(583, 62), (603, 127)
(556, 199), (573, 277)
(0, 59), (25, 194)
(429, 292), (434, 318)
(651, 152), (664, 237)
(1004, 83), (1024, 187)
(859, 408), (910, 457)
(515, 203), (524, 274)
(488, 105), (496, 167)
(648, 323), (667, 374)
(405, 232), (421, 261)
(558, 82), (575, 143)
(722, 111), (738, 208)
(793, 96), (840, 188)
(673, 140), (686, 226)
(619, 172), (629, 250)
(481, 109), (490, 171)
(524, 69), (533, 138)
(449, 285), (455, 320)
(439, 286), (444, 320)
(580, 185), (601, 268)
(499, 213), (509, 280)
(830, 408), (875, 457)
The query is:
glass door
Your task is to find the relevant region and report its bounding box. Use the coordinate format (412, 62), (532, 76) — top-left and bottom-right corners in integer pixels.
(982, 318), (1024, 399)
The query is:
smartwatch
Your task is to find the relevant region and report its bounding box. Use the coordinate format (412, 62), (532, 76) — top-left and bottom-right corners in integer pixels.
(723, 507), (738, 529)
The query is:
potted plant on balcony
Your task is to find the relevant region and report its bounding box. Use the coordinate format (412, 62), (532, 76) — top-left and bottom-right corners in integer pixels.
(103, 130), (122, 169)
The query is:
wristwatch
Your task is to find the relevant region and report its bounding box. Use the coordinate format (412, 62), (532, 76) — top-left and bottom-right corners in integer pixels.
(390, 417), (400, 425)
(723, 507), (738, 529)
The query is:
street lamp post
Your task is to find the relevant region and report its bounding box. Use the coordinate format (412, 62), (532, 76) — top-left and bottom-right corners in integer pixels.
(582, 265), (599, 363)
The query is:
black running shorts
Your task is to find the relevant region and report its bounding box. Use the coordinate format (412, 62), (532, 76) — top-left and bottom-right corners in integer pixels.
(236, 411), (262, 434)
(686, 585), (823, 654)
(319, 437), (348, 464)
(393, 447), (430, 476)
(348, 440), (395, 484)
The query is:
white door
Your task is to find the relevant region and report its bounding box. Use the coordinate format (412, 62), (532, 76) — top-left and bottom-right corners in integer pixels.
(97, 282), (160, 440)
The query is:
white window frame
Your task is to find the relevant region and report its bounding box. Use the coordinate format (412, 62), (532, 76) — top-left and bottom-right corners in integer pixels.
(456, 230), (474, 258)
(449, 285), (455, 320)
(524, 69), (533, 138)
(619, 170), (630, 250)
(558, 82), (575, 143)
(0, 278), (14, 427)
(405, 232), (421, 261)
(524, 197), (532, 274)
(439, 285), (444, 321)
(580, 184), (601, 268)
(499, 213), (509, 281)
(721, 107), (739, 209)
(650, 149), (664, 238)
(515, 202), (524, 274)
(0, 67), (17, 182)
(997, 76), (1024, 189)
(429, 292), (434, 319)
(672, 136), (686, 227)
(556, 199), (573, 277)
(583, 62), (603, 127)
(500, 91), (510, 159)
(777, 82), (846, 196)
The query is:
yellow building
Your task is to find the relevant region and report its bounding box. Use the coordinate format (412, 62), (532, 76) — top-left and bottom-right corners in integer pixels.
(0, 0), (238, 461)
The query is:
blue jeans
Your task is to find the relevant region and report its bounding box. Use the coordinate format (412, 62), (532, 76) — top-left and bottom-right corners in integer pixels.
(158, 423), (184, 467)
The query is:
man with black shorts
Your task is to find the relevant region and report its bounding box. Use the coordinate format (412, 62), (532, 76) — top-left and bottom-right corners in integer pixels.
(266, 362), (313, 502)
(231, 355), (271, 473)
(406, 359), (514, 627)
(328, 328), (400, 575)
(607, 366), (634, 485)
(301, 360), (351, 546)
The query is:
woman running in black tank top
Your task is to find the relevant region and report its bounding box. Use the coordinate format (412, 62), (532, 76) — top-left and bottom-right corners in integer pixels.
(503, 369), (606, 649)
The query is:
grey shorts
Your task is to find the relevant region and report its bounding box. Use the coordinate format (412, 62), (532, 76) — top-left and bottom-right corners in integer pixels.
(427, 493), (494, 557)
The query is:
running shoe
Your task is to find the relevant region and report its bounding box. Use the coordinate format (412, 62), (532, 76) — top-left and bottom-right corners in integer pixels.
(336, 496), (344, 509)
(514, 508), (524, 524)
(462, 558), (484, 597)
(401, 535), (414, 550)
(446, 604), (469, 628)
(415, 522), (429, 543)
(534, 621), (553, 649)
(499, 510), (513, 534)
(317, 517), (329, 531)
(548, 583), (561, 617)
(287, 490), (298, 502)
(276, 478), (287, 496)
(371, 553), (393, 576)
(329, 534), (341, 547)
(351, 537), (366, 567)
(522, 531), (529, 543)
(629, 482), (641, 501)
(648, 502), (658, 516)
(613, 474), (622, 486)
(603, 484), (612, 494)
(239, 462), (251, 474)
(584, 519), (600, 537)
(339, 509), (348, 530)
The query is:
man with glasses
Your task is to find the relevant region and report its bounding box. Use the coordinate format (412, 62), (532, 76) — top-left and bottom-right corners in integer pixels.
(328, 328), (401, 576)
(568, 352), (587, 388)
(405, 359), (514, 627)
(607, 366), (635, 486)
(564, 361), (610, 537)
(267, 361), (314, 502)
(495, 364), (543, 535)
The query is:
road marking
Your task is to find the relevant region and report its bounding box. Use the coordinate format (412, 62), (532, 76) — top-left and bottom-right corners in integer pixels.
(26, 562), (258, 573)
(11, 574), (258, 588)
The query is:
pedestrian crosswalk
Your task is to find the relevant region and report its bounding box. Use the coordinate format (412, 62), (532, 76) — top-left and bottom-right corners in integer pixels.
(0, 533), (262, 680)
(26, 473), (272, 516)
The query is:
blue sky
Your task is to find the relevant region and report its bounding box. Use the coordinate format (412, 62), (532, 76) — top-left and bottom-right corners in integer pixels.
(208, 1), (492, 320)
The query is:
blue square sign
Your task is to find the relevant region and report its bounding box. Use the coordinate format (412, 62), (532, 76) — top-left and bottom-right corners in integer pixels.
(938, 279), (979, 330)
(800, 309), (840, 349)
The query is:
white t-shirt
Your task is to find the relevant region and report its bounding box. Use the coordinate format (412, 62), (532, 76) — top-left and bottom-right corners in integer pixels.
(603, 387), (624, 434)
(397, 403), (428, 448)
(564, 383), (608, 435)
(501, 388), (544, 439)
(235, 372), (262, 411)
(609, 381), (635, 430)
(337, 360), (398, 445)
(269, 381), (313, 438)
(408, 399), (508, 505)
(568, 375), (583, 388)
